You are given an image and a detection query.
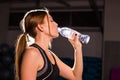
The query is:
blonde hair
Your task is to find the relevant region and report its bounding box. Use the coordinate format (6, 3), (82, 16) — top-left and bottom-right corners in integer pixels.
(15, 8), (49, 80)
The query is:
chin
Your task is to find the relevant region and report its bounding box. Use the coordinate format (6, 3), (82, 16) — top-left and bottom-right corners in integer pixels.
(52, 34), (59, 38)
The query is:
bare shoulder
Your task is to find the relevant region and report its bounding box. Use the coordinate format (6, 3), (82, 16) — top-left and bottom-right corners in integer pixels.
(22, 46), (43, 64)
(25, 46), (40, 56)
(21, 46), (44, 71)
(20, 46), (44, 79)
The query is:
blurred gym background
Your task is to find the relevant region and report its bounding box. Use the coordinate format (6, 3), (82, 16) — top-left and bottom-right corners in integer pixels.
(0, 0), (120, 80)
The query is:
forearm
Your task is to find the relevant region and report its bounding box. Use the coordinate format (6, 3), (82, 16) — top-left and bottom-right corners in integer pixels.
(72, 47), (83, 80)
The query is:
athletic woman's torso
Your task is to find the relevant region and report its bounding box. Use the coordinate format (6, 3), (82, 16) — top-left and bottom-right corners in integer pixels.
(31, 44), (59, 80)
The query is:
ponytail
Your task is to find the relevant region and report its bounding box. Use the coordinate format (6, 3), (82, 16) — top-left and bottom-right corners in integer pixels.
(15, 33), (27, 80)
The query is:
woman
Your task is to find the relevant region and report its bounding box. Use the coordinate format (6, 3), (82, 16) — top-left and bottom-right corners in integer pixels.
(15, 8), (83, 80)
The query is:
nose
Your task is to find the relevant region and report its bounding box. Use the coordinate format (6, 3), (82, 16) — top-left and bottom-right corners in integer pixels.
(55, 21), (58, 27)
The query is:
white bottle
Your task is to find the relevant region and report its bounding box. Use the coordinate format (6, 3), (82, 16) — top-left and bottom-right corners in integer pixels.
(58, 27), (90, 44)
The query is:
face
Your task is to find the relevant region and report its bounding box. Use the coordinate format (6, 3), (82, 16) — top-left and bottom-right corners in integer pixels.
(41, 14), (59, 38)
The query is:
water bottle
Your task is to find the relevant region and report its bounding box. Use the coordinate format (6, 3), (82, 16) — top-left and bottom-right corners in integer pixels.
(58, 27), (90, 44)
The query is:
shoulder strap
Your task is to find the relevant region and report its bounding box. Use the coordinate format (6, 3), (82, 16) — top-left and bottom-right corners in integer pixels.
(30, 44), (49, 76)
(49, 50), (57, 64)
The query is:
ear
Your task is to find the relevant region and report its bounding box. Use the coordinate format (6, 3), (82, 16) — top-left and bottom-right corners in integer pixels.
(37, 24), (44, 32)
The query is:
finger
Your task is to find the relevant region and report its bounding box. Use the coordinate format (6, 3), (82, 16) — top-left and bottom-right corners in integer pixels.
(68, 38), (73, 44)
(74, 34), (79, 41)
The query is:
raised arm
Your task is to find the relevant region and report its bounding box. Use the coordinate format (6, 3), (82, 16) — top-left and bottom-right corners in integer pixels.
(69, 34), (83, 80)
(54, 34), (83, 80)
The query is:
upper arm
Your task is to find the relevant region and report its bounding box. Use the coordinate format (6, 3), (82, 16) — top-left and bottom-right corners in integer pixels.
(20, 48), (42, 80)
(52, 54), (75, 80)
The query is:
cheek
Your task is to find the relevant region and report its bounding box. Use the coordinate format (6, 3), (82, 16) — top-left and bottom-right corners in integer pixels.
(44, 26), (49, 33)
(50, 27), (59, 37)
(52, 26), (58, 33)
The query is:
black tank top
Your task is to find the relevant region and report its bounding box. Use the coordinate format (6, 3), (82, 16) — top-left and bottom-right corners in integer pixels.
(31, 44), (60, 80)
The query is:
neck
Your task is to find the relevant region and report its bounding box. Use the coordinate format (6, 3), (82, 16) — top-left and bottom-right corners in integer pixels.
(35, 34), (51, 51)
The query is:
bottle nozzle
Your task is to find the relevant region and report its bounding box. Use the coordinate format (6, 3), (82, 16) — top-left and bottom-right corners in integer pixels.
(58, 27), (61, 32)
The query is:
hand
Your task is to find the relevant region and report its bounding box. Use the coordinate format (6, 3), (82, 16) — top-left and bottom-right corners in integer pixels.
(68, 34), (82, 49)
